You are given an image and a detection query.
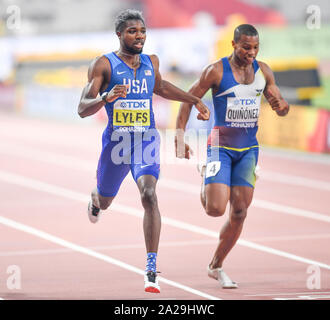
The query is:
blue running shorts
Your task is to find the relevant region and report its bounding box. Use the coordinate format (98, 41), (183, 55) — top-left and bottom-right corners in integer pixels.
(97, 129), (160, 197)
(204, 146), (259, 188)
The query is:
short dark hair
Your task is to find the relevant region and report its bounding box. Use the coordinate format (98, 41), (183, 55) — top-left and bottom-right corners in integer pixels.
(115, 9), (145, 33)
(234, 24), (259, 42)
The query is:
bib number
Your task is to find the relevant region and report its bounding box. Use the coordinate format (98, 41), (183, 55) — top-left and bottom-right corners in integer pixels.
(206, 161), (221, 178)
(113, 99), (150, 127)
(226, 96), (261, 128)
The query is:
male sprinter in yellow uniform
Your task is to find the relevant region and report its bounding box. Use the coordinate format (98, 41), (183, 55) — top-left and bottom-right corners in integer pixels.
(175, 24), (289, 288)
(78, 9), (209, 293)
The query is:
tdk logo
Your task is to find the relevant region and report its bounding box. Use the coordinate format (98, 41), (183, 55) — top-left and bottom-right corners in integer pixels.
(233, 98), (256, 106)
(238, 98), (256, 105)
(120, 101), (148, 109)
(115, 99), (150, 110)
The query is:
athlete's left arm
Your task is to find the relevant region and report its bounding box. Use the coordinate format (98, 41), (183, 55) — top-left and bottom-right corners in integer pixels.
(259, 61), (290, 117)
(149, 54), (209, 120)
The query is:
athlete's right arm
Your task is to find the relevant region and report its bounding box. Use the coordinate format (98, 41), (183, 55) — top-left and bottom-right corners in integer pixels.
(78, 56), (127, 118)
(175, 62), (221, 159)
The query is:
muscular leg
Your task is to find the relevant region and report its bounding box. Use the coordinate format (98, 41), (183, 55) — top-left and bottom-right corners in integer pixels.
(200, 164), (230, 215)
(203, 183), (230, 216)
(209, 185), (254, 269)
(91, 187), (115, 210)
(137, 175), (161, 253)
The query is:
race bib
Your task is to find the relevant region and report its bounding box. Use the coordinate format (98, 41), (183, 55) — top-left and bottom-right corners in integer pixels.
(226, 97), (261, 126)
(206, 161), (221, 178)
(113, 99), (150, 127)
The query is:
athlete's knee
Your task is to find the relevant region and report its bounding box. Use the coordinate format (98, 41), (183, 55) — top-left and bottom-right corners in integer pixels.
(205, 202), (226, 217)
(230, 207), (248, 223)
(140, 187), (157, 209)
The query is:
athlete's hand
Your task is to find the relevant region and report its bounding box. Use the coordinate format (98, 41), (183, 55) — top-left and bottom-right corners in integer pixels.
(175, 136), (194, 159)
(275, 103), (289, 116)
(195, 99), (210, 121)
(264, 88), (289, 116)
(105, 84), (129, 102)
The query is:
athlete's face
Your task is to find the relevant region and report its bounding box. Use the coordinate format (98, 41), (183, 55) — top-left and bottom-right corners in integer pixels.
(232, 35), (259, 65)
(118, 19), (146, 54)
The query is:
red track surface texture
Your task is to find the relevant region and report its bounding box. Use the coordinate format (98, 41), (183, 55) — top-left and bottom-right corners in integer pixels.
(0, 113), (329, 300)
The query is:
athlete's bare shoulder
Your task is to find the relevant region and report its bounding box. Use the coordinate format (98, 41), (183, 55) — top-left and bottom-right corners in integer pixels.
(209, 59), (223, 77)
(200, 59), (223, 90)
(257, 60), (275, 83)
(257, 60), (272, 75)
(87, 55), (111, 83)
(147, 54), (159, 70)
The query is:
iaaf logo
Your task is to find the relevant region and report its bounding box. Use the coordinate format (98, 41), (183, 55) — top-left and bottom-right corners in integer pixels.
(233, 98), (257, 106)
(115, 99), (150, 110)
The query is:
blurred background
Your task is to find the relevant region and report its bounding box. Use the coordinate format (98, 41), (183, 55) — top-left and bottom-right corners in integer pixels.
(1, 0), (330, 153)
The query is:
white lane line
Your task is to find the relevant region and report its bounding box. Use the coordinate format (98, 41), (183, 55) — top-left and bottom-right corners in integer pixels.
(1, 143), (329, 224)
(0, 143), (94, 172)
(0, 239), (216, 257)
(260, 146), (330, 165)
(273, 295), (330, 300)
(1, 123), (330, 165)
(260, 170), (330, 192)
(237, 239), (330, 270)
(1, 142), (330, 192)
(4, 232), (330, 257)
(0, 170), (329, 271)
(0, 215), (220, 301)
(246, 291), (330, 297)
(251, 199), (330, 223)
(244, 233), (330, 243)
(158, 179), (330, 223)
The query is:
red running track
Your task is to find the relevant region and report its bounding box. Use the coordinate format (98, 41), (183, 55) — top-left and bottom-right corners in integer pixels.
(0, 112), (329, 300)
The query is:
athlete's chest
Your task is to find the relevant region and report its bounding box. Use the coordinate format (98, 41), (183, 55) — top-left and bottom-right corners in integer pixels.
(232, 68), (266, 98)
(231, 66), (255, 85)
(214, 67), (266, 126)
(112, 66), (154, 95)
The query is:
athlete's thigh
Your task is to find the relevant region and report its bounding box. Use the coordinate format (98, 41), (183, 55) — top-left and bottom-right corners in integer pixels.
(230, 185), (254, 211)
(131, 129), (160, 183)
(205, 183), (230, 214)
(231, 147), (259, 188)
(97, 138), (130, 197)
(204, 147), (232, 211)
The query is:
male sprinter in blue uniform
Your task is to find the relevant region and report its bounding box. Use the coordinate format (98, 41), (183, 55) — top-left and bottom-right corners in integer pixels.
(175, 24), (289, 288)
(78, 9), (209, 293)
